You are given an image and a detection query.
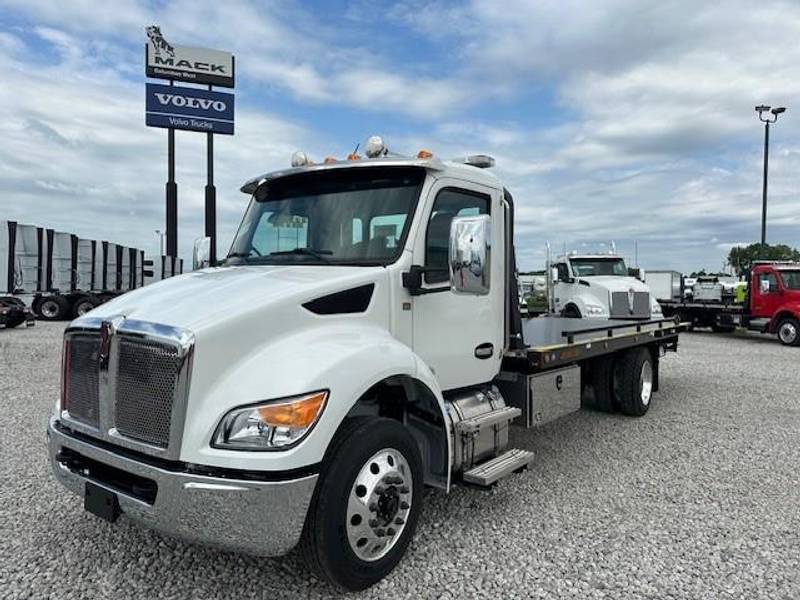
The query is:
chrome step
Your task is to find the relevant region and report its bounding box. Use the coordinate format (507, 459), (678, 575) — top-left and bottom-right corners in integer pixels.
(454, 406), (521, 436)
(462, 448), (534, 487)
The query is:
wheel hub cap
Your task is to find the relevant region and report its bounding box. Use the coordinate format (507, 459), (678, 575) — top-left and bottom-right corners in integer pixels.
(780, 322), (797, 344)
(639, 360), (653, 406)
(41, 301), (58, 318)
(347, 448), (412, 562)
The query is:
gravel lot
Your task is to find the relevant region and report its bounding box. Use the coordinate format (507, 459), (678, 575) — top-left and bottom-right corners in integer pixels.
(1, 322), (799, 599)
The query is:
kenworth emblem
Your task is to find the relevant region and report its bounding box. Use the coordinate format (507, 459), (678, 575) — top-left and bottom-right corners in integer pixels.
(627, 288), (636, 314)
(98, 320), (112, 371)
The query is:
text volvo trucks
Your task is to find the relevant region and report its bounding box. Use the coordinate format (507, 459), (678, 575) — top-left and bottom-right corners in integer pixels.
(48, 139), (682, 591)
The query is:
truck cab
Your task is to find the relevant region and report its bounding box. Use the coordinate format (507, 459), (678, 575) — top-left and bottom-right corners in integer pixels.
(551, 252), (662, 320)
(48, 140), (681, 591)
(747, 262), (800, 345)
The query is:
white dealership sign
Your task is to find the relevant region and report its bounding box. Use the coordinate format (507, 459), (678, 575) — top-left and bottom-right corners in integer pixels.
(145, 26), (234, 88)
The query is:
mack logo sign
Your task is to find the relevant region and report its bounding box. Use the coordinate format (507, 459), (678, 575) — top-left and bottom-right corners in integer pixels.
(145, 26), (234, 88)
(146, 83), (234, 135)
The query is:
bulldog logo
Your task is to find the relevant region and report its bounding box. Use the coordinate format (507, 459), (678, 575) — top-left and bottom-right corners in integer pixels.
(146, 25), (175, 59)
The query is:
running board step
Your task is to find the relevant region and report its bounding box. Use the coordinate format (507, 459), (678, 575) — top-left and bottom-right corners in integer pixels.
(454, 406), (521, 436)
(462, 448), (534, 488)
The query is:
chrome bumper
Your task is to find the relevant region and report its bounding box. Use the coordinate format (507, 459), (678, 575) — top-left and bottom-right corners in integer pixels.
(47, 418), (317, 557)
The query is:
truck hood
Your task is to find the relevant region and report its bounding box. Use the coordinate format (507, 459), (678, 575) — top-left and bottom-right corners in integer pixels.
(578, 276), (650, 293)
(85, 265), (386, 331)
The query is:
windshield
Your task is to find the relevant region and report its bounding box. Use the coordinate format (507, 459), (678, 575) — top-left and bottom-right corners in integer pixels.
(780, 270), (800, 289)
(227, 167), (425, 266)
(570, 257), (628, 277)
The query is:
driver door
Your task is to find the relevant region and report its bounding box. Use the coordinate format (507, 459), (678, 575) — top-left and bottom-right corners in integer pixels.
(410, 179), (504, 390)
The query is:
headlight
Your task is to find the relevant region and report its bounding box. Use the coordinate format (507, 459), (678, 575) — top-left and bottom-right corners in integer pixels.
(212, 390), (328, 450)
(585, 304), (606, 315)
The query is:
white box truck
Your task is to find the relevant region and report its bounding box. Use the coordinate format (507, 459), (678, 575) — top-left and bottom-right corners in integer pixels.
(48, 142), (682, 590)
(644, 270), (683, 301)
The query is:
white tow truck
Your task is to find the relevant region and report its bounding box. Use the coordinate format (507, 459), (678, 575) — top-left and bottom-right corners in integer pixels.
(550, 251), (662, 320)
(48, 139), (682, 591)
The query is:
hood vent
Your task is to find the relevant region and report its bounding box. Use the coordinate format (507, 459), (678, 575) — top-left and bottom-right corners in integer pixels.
(303, 284), (375, 315)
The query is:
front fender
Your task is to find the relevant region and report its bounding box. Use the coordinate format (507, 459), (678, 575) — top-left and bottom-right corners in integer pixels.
(180, 321), (450, 476)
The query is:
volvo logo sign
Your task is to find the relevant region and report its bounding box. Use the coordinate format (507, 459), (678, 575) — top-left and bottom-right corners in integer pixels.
(146, 83), (234, 135)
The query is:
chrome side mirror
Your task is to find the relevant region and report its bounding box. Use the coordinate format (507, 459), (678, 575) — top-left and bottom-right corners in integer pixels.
(449, 215), (491, 295)
(192, 237), (211, 271)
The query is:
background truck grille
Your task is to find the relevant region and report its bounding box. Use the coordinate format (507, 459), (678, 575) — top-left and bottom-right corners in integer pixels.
(66, 335), (100, 426)
(114, 337), (181, 448)
(610, 291), (651, 319)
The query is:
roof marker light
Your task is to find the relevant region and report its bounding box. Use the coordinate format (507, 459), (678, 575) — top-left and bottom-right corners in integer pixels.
(323, 156), (337, 164)
(347, 152), (361, 161)
(463, 154), (495, 169)
(291, 151), (312, 167)
(365, 135), (388, 158)
(417, 149), (433, 159)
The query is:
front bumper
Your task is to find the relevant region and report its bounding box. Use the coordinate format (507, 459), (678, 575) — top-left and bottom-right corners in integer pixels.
(47, 418), (317, 556)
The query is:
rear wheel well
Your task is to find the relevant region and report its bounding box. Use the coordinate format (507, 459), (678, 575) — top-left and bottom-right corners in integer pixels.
(344, 376), (448, 489)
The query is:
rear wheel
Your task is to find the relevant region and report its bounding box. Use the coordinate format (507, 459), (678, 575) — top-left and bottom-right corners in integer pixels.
(614, 348), (654, 416)
(776, 317), (800, 346)
(36, 295), (69, 320)
(72, 295), (100, 318)
(300, 417), (423, 591)
(584, 357), (617, 413)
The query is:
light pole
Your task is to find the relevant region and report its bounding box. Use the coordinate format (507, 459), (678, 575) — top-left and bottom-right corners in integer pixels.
(155, 229), (165, 256)
(755, 105), (786, 250)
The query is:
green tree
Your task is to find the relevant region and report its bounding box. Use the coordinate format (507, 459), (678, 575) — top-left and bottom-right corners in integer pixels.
(727, 243), (800, 275)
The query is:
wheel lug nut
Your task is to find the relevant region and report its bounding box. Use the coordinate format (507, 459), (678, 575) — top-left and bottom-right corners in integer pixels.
(387, 527), (396, 536)
(376, 528), (386, 537)
(394, 517), (404, 525)
(400, 501), (409, 510)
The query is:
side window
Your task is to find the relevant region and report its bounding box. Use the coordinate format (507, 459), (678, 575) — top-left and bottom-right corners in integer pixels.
(760, 272), (778, 293)
(556, 263), (570, 282)
(425, 188), (490, 284)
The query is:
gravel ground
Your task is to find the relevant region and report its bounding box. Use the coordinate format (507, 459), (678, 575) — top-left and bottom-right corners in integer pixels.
(1, 322), (799, 599)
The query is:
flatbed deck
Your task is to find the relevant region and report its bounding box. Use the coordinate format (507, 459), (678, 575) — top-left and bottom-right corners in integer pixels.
(509, 316), (681, 371)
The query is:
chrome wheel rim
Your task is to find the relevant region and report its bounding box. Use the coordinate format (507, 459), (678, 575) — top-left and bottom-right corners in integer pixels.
(346, 448), (413, 562)
(40, 300), (59, 318)
(779, 322), (797, 345)
(639, 360), (653, 406)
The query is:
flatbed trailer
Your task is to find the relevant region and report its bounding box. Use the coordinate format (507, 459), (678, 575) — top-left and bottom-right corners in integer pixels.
(658, 299), (742, 332)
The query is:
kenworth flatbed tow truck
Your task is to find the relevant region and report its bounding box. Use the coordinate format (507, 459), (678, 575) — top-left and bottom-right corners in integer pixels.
(48, 139), (682, 591)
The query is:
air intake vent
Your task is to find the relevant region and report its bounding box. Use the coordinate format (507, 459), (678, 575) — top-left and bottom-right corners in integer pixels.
(303, 284), (375, 315)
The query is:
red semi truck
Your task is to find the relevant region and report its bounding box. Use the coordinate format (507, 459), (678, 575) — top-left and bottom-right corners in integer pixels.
(658, 261), (800, 346)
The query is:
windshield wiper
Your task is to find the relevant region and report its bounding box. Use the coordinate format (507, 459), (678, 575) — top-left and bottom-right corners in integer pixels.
(226, 251), (252, 258)
(270, 247), (333, 263)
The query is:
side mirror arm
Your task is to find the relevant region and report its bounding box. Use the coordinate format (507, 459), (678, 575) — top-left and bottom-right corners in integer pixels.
(402, 265), (449, 296)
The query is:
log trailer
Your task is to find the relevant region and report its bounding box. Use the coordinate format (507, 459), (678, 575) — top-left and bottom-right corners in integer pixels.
(48, 139), (682, 590)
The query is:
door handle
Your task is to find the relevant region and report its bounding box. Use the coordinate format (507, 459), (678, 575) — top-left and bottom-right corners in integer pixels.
(474, 343), (494, 359)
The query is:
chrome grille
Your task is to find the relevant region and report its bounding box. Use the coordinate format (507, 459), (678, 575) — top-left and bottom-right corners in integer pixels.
(610, 291), (651, 319)
(66, 335), (100, 426)
(114, 336), (181, 447)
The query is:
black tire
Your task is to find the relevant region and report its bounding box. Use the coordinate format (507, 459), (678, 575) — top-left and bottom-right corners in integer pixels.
(72, 295), (100, 318)
(562, 304), (582, 318)
(776, 317), (800, 347)
(614, 348), (654, 416)
(35, 295), (70, 320)
(300, 417), (423, 591)
(589, 357), (617, 412)
(711, 324), (736, 334)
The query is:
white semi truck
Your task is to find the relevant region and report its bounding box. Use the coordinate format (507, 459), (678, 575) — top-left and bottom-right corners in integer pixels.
(550, 252), (662, 320)
(48, 142), (682, 590)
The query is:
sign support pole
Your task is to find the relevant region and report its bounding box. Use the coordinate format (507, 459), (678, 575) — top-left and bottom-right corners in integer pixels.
(205, 84), (217, 264)
(166, 80), (178, 258)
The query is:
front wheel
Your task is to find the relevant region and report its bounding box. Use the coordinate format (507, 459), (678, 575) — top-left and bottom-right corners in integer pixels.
(777, 317), (800, 346)
(300, 417), (423, 591)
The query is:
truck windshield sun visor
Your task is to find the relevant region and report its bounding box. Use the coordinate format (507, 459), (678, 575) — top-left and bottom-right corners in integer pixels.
(227, 167), (425, 267)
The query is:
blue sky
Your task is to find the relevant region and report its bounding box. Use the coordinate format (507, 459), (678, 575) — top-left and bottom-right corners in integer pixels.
(1, 0), (799, 272)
